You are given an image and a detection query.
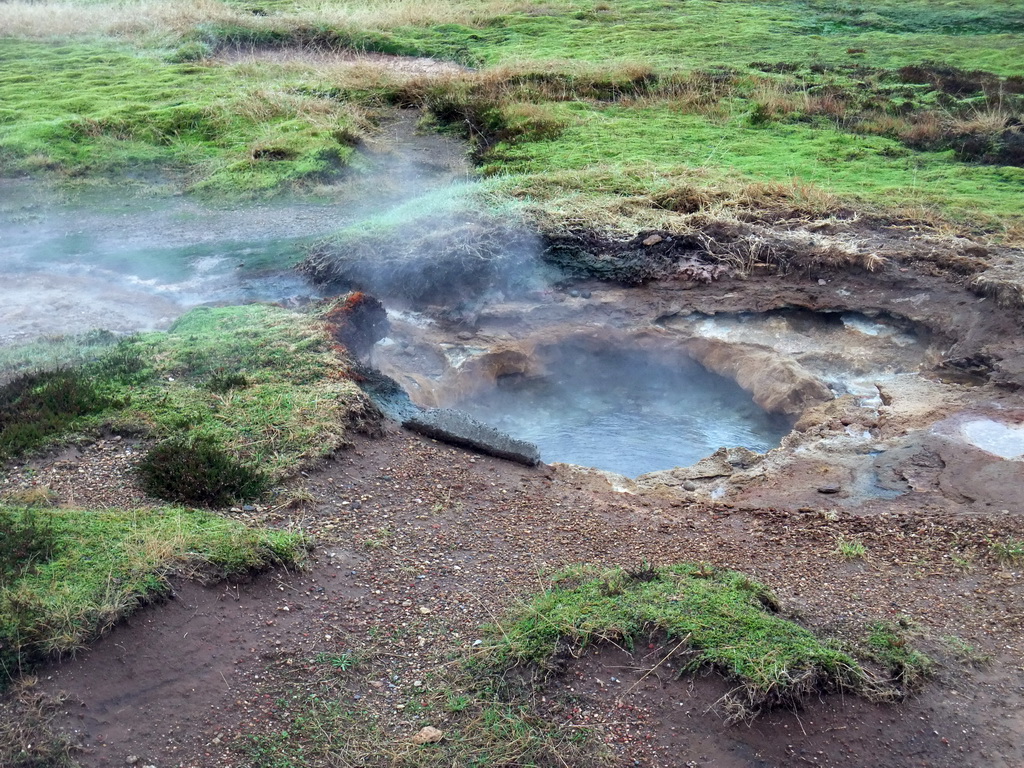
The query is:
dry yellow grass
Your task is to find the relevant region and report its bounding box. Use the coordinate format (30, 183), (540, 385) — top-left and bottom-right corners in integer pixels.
(0, 0), (238, 39)
(0, 0), (525, 40)
(950, 107), (1011, 136)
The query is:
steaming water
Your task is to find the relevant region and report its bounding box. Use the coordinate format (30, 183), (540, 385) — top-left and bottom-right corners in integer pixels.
(959, 419), (1024, 460)
(457, 348), (791, 477)
(0, 111), (472, 345)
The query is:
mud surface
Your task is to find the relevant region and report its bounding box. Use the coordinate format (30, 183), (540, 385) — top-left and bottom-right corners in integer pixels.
(19, 426), (1024, 768)
(558, 645), (1022, 768)
(4, 171), (1024, 765)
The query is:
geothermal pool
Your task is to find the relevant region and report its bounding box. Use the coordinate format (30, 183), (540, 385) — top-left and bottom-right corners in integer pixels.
(456, 346), (792, 477)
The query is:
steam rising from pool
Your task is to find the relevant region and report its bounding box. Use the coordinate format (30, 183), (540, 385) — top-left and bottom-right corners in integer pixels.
(457, 347), (791, 477)
(0, 112), (472, 345)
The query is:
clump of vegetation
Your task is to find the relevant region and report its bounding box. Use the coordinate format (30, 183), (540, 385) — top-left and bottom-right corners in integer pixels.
(137, 433), (270, 506)
(988, 536), (1024, 564)
(941, 635), (992, 667)
(230, 562), (932, 766)
(0, 487), (58, 509)
(474, 564), (912, 719)
(0, 679), (77, 768)
(0, 509), (58, 590)
(0, 503), (307, 684)
(0, 305), (375, 505)
(864, 621), (933, 689)
(205, 371), (250, 394)
(836, 537), (868, 559)
(0, 368), (114, 463)
(236, 650), (607, 768)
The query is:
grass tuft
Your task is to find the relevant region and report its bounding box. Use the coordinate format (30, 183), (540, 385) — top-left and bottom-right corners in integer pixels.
(137, 433), (270, 506)
(0, 679), (76, 768)
(864, 621), (933, 690)
(988, 536), (1024, 564)
(0, 504), (308, 684)
(474, 564), (911, 719)
(0, 369), (115, 463)
(835, 537), (867, 560)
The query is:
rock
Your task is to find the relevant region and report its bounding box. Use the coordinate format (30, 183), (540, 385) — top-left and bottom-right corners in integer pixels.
(324, 292), (390, 359)
(817, 484), (841, 494)
(683, 338), (833, 416)
(682, 480), (697, 491)
(126, 758), (139, 766)
(642, 234), (664, 246)
(635, 447), (764, 490)
(411, 726), (445, 745)
(457, 331), (474, 340)
(404, 408), (541, 466)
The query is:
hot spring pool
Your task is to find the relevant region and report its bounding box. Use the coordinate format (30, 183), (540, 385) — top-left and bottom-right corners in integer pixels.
(456, 346), (792, 477)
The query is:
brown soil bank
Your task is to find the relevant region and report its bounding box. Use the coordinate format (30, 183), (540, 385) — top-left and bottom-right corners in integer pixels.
(21, 421), (1024, 768)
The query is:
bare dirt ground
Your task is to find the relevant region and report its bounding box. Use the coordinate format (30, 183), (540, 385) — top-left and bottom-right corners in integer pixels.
(15, 415), (1024, 767)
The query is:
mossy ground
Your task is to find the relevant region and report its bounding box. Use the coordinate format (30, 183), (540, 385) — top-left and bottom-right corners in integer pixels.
(0, 38), (363, 195)
(1, 0), (1021, 231)
(0, 304), (369, 483)
(0, 503), (307, 683)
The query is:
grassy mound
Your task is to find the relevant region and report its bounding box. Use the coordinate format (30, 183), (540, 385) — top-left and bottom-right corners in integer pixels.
(0, 38), (363, 195)
(0, 369), (115, 464)
(228, 562), (931, 767)
(137, 433), (270, 506)
(476, 564), (925, 717)
(0, 304), (376, 504)
(0, 504), (307, 683)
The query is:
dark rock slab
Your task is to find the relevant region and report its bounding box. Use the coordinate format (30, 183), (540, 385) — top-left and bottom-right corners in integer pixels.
(403, 408), (541, 466)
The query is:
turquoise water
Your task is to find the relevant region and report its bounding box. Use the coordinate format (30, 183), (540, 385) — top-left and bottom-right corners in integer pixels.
(458, 346), (792, 477)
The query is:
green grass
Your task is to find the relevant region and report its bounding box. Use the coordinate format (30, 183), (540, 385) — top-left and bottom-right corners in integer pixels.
(482, 100), (1024, 228)
(236, 651), (607, 768)
(235, 0), (1022, 75)
(1, 0), (1021, 235)
(0, 330), (122, 386)
(0, 39), (361, 195)
(864, 621), (933, 688)
(0, 503), (307, 682)
(0, 304), (373, 502)
(989, 536), (1024, 563)
(476, 563), (906, 714)
(835, 537), (868, 559)
(453, 0), (1024, 74)
(0, 368), (119, 464)
(231, 562), (930, 766)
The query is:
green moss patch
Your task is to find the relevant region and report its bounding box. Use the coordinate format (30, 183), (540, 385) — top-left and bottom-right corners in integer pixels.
(476, 564), (924, 715)
(0, 39), (361, 195)
(478, 100), (1024, 230)
(0, 504), (307, 682)
(0, 305), (375, 503)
